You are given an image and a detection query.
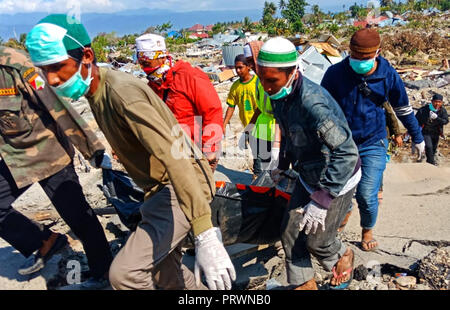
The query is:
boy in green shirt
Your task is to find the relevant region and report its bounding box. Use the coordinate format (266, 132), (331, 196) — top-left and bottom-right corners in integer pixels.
(223, 54), (279, 179)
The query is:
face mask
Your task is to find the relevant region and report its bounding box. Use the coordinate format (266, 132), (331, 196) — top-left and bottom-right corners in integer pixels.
(144, 57), (172, 83)
(349, 51), (379, 75)
(269, 67), (297, 100)
(54, 61), (92, 100)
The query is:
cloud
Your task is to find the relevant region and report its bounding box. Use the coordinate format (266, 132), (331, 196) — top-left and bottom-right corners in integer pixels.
(0, 0), (269, 14)
(0, 0), (125, 14)
(0, 0), (380, 15)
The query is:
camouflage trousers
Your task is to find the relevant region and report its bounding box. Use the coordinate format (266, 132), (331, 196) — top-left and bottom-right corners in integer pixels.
(0, 161), (113, 278)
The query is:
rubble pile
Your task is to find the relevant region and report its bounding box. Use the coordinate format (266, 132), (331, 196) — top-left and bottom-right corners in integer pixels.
(418, 248), (450, 290)
(382, 31), (449, 67)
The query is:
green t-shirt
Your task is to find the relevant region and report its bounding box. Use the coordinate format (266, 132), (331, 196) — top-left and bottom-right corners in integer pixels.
(253, 77), (275, 141)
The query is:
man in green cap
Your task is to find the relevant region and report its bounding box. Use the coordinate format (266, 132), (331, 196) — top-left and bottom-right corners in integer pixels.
(257, 37), (361, 290)
(0, 45), (113, 289)
(26, 14), (235, 290)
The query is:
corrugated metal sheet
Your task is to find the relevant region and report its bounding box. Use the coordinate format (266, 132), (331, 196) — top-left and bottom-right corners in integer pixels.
(222, 45), (244, 67)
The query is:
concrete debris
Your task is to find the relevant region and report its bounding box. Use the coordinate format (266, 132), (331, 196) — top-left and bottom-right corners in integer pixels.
(404, 79), (438, 90)
(354, 264), (369, 281)
(418, 248), (450, 290)
(395, 276), (417, 289)
(204, 67), (236, 83)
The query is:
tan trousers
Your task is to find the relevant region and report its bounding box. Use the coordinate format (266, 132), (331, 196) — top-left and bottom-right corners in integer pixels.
(109, 184), (207, 290)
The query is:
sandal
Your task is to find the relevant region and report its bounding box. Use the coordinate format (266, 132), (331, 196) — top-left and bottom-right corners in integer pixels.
(329, 249), (354, 290)
(361, 239), (378, 252)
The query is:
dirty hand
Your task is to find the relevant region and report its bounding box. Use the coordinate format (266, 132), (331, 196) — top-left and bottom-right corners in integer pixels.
(206, 153), (219, 172)
(270, 168), (286, 184)
(394, 135), (404, 147)
(429, 111), (438, 120)
(412, 141), (426, 160)
(194, 227), (236, 290)
(297, 201), (328, 235)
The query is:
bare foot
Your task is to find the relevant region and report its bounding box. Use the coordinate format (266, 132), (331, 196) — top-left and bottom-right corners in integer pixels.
(361, 229), (378, 251)
(39, 232), (59, 257)
(330, 248), (354, 286)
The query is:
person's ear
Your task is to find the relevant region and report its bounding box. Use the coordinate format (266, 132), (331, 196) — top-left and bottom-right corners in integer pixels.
(82, 47), (95, 65)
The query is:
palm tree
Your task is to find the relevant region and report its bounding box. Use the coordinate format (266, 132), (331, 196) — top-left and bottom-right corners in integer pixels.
(262, 1), (277, 27)
(243, 17), (254, 33)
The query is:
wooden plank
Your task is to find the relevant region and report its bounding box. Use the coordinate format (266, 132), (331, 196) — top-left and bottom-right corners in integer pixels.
(24, 207), (118, 222)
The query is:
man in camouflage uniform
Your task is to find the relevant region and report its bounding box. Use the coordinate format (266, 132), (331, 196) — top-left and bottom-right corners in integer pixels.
(0, 46), (113, 289)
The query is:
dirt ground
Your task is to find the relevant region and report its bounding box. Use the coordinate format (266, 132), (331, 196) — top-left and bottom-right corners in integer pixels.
(0, 48), (449, 290)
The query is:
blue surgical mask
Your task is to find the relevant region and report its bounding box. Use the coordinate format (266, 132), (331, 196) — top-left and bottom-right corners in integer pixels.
(54, 61), (92, 100)
(269, 67), (297, 100)
(349, 51), (379, 75)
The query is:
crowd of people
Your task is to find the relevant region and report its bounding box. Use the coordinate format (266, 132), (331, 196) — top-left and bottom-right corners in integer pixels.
(0, 13), (447, 290)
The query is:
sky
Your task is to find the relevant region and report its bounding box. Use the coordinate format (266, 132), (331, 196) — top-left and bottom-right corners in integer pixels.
(0, 0), (374, 15)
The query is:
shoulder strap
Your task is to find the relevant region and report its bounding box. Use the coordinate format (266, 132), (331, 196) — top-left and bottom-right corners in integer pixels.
(357, 79), (387, 107)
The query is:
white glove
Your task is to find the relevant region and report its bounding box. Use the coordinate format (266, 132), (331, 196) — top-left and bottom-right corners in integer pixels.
(429, 111), (438, 120)
(194, 227), (236, 290)
(411, 141), (425, 161)
(267, 147), (280, 170)
(297, 201), (328, 235)
(270, 168), (285, 184)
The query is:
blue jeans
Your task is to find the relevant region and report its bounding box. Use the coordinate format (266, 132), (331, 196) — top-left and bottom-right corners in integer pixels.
(356, 139), (388, 230)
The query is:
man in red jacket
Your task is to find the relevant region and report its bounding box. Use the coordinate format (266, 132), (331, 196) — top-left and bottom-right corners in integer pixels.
(136, 34), (223, 171)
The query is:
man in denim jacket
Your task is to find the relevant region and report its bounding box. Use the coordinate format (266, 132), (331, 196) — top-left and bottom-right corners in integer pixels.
(257, 37), (361, 290)
(321, 29), (425, 252)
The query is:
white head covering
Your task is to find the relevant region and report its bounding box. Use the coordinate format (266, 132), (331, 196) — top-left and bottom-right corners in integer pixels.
(257, 37), (299, 68)
(136, 33), (167, 60)
(243, 44), (252, 58)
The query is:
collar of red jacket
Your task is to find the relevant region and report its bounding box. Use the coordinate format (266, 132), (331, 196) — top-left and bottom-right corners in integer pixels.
(148, 60), (193, 92)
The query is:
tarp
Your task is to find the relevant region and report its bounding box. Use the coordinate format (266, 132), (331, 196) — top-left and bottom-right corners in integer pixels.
(208, 182), (290, 246)
(167, 31), (182, 38)
(102, 169), (144, 231)
(101, 170), (292, 246)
